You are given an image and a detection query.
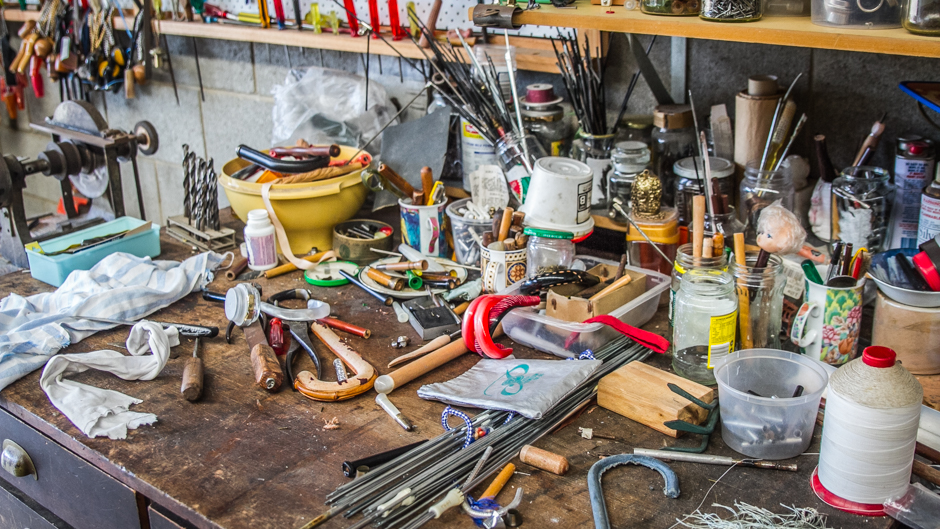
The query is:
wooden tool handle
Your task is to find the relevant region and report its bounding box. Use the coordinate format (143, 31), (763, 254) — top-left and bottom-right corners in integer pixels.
(520, 445), (568, 475)
(181, 357), (204, 401)
(250, 343), (283, 391)
(387, 334), (451, 368)
(264, 250), (328, 279)
(375, 336), (471, 394)
(498, 207), (514, 242)
(418, 0), (442, 48)
(692, 195), (705, 259)
(588, 274), (632, 302)
(702, 238), (714, 261)
(366, 267), (404, 291)
(481, 463), (515, 499)
(226, 257), (249, 280)
(733, 233), (752, 349)
(378, 163), (416, 197)
(420, 166), (434, 204)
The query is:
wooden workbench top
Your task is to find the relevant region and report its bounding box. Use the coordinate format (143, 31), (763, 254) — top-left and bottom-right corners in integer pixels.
(0, 209), (890, 529)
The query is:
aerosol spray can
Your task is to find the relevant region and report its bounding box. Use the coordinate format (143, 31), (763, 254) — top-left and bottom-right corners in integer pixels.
(889, 135), (935, 249)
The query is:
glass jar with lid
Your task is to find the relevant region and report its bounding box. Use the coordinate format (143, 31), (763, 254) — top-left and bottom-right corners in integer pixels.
(831, 166), (895, 252)
(571, 129), (617, 210)
(672, 269), (738, 385)
(627, 207), (679, 276)
(673, 156), (736, 228)
(903, 0), (940, 35)
(520, 83), (571, 157)
(614, 115), (654, 145)
(730, 253), (786, 349)
(524, 227), (576, 278)
(607, 141), (651, 224)
(739, 161), (795, 244)
(669, 242), (729, 339)
(651, 105), (697, 207)
(704, 207), (746, 250)
(642, 0), (700, 15)
(701, 0), (763, 21)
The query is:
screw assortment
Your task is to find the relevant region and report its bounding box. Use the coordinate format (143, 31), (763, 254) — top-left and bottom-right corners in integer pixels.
(701, 0), (762, 19)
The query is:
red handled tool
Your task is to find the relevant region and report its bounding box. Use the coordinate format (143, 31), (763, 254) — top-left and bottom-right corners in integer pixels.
(368, 0), (381, 38)
(343, 0), (360, 36)
(272, 0), (287, 29)
(388, 0), (405, 40)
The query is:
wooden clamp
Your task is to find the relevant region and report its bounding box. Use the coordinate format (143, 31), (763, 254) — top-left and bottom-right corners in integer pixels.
(295, 322), (377, 401)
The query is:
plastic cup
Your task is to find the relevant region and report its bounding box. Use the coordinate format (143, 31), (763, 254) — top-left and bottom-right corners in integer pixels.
(445, 198), (492, 266)
(714, 349), (829, 460)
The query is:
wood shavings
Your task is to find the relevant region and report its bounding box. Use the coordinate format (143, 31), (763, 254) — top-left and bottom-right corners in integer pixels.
(675, 502), (832, 529)
(323, 417), (340, 430)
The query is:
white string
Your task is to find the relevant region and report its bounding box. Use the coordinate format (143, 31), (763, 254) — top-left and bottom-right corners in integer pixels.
(216, 251), (236, 270)
(668, 462), (741, 529)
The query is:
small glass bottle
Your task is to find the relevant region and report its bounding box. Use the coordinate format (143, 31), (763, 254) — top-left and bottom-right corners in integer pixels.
(627, 207), (679, 276)
(642, 0), (701, 15)
(673, 269), (738, 385)
(669, 242), (729, 339)
(524, 228), (576, 278)
(739, 161), (795, 244)
(496, 132), (547, 203)
(571, 129), (617, 210)
(903, 0), (940, 35)
(607, 141), (651, 224)
(673, 156), (736, 227)
(730, 253), (786, 349)
(830, 166), (895, 252)
(704, 207), (746, 249)
(520, 84), (571, 157)
(918, 165), (940, 245)
(700, 0), (763, 21)
(651, 105), (697, 207)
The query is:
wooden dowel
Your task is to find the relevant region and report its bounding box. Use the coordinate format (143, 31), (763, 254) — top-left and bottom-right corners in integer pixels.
(481, 464), (515, 499)
(692, 195), (705, 260)
(734, 233), (752, 350)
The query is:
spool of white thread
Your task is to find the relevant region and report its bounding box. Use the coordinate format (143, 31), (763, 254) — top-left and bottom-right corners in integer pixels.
(816, 346), (923, 509)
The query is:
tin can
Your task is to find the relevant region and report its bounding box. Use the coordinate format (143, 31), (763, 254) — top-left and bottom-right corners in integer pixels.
(890, 135), (935, 249)
(460, 117), (499, 191)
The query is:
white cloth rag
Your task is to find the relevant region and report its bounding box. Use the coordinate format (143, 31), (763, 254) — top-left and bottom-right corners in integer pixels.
(0, 251), (221, 391)
(40, 321), (179, 439)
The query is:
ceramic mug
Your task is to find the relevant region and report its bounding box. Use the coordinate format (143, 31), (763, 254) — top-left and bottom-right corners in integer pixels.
(790, 277), (866, 365)
(399, 198), (447, 257)
(480, 243), (528, 293)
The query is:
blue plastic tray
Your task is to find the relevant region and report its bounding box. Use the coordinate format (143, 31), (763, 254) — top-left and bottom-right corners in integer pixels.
(26, 217), (161, 286)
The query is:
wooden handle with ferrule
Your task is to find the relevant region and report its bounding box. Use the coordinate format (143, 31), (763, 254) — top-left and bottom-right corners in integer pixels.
(498, 207), (514, 242)
(250, 343), (283, 391)
(692, 195), (705, 259)
(181, 357), (204, 401)
(378, 163), (416, 197)
(264, 250), (329, 279)
(420, 166), (434, 203)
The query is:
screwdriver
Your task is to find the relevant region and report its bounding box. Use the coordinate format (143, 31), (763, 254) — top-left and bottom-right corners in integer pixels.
(181, 338), (204, 402)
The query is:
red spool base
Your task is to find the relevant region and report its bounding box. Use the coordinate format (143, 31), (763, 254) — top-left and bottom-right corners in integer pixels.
(810, 467), (886, 517)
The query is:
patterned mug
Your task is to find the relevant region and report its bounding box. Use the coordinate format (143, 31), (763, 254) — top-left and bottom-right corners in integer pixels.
(399, 198), (447, 257)
(790, 277), (866, 365)
(480, 243), (528, 293)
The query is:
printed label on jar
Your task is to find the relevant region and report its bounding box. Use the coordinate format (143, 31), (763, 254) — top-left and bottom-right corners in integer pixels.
(246, 234), (277, 268)
(707, 311), (737, 369)
(919, 194), (940, 246)
(781, 259), (806, 300)
(891, 157), (935, 248)
(577, 181), (592, 224)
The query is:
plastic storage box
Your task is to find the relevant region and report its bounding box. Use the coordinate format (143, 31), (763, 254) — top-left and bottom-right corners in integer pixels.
(715, 349), (830, 460)
(26, 217), (161, 287)
(500, 256), (670, 358)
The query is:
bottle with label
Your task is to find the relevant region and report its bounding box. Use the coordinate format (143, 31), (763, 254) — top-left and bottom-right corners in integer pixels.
(919, 165), (940, 245)
(460, 117), (499, 192)
(244, 209), (277, 271)
(890, 135), (936, 249)
(672, 269), (738, 385)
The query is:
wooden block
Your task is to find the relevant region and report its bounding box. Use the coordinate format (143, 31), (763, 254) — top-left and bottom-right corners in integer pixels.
(546, 264), (646, 323)
(597, 362), (714, 438)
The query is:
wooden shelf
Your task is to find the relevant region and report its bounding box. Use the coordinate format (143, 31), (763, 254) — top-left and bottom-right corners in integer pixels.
(505, 1), (940, 59)
(2, 8), (559, 72)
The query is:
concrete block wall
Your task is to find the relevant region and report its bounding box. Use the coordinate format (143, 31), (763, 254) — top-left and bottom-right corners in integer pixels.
(4, 31), (939, 227)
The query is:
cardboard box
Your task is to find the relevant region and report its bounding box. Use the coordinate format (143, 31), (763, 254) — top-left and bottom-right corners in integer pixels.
(545, 264), (646, 323)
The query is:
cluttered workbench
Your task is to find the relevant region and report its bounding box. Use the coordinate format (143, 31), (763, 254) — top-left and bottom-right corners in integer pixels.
(0, 208), (892, 529)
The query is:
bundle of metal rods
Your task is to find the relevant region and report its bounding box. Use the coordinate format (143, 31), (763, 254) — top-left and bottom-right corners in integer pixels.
(305, 336), (652, 529)
(551, 30), (607, 136)
(412, 20), (519, 147)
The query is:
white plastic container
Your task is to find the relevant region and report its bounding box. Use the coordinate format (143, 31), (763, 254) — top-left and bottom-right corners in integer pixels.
(244, 209), (277, 271)
(500, 257), (669, 358)
(519, 157), (594, 239)
(714, 349), (829, 460)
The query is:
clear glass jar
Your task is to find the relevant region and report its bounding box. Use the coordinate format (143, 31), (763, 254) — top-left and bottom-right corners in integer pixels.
(701, 0), (763, 20)
(669, 242), (730, 337)
(673, 156), (736, 227)
(571, 129), (617, 209)
(651, 106), (697, 207)
(642, 0), (701, 15)
(607, 141), (651, 224)
(831, 166), (895, 252)
(496, 132), (547, 204)
(811, 0), (901, 27)
(739, 161), (795, 244)
(522, 106), (570, 157)
(672, 269), (738, 385)
(903, 0), (940, 34)
(627, 207), (679, 276)
(614, 116), (654, 145)
(524, 228), (575, 277)
(730, 253), (786, 349)
(704, 207), (746, 249)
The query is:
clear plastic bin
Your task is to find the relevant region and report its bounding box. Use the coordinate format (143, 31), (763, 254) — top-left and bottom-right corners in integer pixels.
(446, 198), (492, 266)
(714, 349), (829, 460)
(500, 257), (670, 358)
(884, 483), (940, 529)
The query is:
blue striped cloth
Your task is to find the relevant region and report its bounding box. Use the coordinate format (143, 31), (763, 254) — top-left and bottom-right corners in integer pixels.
(0, 252), (222, 391)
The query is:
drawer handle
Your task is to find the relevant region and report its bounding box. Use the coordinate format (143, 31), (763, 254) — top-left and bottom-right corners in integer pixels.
(1, 440), (37, 480)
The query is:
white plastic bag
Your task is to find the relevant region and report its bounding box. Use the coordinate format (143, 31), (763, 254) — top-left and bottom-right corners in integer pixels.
(271, 67), (395, 152)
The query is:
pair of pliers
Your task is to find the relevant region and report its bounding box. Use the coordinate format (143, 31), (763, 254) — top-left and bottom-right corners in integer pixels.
(267, 289), (323, 389)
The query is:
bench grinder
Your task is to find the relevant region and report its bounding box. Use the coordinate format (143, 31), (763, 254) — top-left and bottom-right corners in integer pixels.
(0, 100), (158, 268)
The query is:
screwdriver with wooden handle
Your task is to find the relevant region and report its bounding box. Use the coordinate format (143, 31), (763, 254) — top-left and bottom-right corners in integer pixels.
(181, 337), (204, 401)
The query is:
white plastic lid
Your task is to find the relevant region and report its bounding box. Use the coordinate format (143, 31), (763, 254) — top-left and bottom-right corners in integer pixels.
(247, 209), (269, 221)
(673, 156), (735, 179)
(535, 157), (592, 179)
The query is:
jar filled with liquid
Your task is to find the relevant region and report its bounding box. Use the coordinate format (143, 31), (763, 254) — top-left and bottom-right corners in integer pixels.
(673, 269), (738, 385)
(608, 141), (651, 224)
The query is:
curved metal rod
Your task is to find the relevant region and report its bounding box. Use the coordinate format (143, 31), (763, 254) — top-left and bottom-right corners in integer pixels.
(588, 455), (679, 529)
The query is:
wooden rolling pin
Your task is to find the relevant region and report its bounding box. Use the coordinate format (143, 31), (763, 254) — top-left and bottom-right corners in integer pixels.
(181, 338), (204, 401)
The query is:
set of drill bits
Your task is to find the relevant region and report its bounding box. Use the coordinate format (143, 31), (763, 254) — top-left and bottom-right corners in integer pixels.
(181, 144), (220, 232)
(305, 336), (653, 529)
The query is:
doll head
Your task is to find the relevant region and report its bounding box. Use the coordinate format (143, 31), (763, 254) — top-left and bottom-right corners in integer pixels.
(756, 202), (806, 255)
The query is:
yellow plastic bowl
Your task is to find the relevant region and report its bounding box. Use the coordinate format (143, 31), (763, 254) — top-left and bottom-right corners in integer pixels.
(219, 146), (369, 255)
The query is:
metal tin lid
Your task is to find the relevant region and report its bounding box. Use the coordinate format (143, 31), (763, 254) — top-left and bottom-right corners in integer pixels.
(523, 227), (574, 239)
(673, 156), (735, 179)
(534, 157), (592, 179)
(653, 105), (693, 129)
